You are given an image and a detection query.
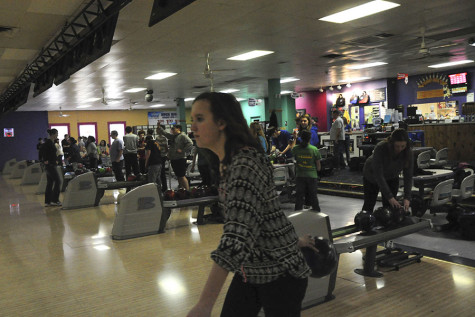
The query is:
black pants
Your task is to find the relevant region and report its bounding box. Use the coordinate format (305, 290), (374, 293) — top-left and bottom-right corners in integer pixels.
(344, 135), (351, 164)
(220, 274), (307, 317)
(124, 152), (139, 177)
(160, 156), (168, 192)
(333, 140), (346, 168)
(112, 160), (125, 181)
(45, 164), (60, 204)
(139, 158), (146, 174)
(362, 177), (399, 212)
(89, 157), (98, 169)
(295, 177), (320, 211)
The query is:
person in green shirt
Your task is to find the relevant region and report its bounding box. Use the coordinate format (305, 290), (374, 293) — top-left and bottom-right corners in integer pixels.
(292, 130), (322, 211)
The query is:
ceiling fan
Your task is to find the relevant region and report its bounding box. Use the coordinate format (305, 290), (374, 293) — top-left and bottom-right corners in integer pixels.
(101, 87), (125, 105)
(405, 27), (459, 60)
(203, 52), (235, 91)
(58, 106), (70, 117)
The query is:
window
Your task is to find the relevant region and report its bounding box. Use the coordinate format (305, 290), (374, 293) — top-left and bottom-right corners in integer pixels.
(108, 121), (126, 145)
(49, 123), (70, 145)
(77, 122), (97, 142)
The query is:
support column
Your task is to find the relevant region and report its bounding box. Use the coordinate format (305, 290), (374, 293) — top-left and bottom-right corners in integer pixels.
(176, 98), (187, 133)
(268, 78), (282, 128)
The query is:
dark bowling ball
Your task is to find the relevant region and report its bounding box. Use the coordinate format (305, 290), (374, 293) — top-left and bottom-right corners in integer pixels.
(196, 186), (206, 198)
(301, 237), (338, 278)
(127, 175), (137, 181)
(391, 206), (406, 224)
(175, 188), (190, 200)
(354, 210), (376, 232)
(164, 189), (175, 201)
(209, 185), (218, 196)
(373, 207), (393, 227)
(190, 187), (198, 198)
(276, 156), (287, 164)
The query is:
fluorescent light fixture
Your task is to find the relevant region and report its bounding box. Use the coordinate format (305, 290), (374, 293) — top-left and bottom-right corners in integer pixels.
(347, 62), (387, 70)
(184, 98), (195, 102)
(219, 89), (240, 93)
(145, 72), (177, 80)
(85, 98), (101, 102)
(280, 77), (300, 83)
(76, 105), (92, 109)
(280, 90), (293, 94)
(236, 98), (246, 101)
(124, 88), (147, 93)
(319, 1), (400, 24)
(150, 104), (166, 108)
(428, 60), (474, 68)
(227, 50), (274, 61)
(338, 77), (371, 83)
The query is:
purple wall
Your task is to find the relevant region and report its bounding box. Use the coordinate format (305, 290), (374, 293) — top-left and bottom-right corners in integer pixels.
(395, 66), (475, 116)
(0, 111), (49, 171)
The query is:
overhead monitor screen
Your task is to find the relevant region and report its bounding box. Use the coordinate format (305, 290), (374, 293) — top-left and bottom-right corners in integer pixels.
(448, 72), (467, 85)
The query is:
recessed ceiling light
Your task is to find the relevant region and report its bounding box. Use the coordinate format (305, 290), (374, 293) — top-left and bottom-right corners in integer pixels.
(150, 104), (166, 108)
(76, 105), (92, 109)
(227, 50), (274, 61)
(280, 90), (293, 94)
(220, 89), (240, 93)
(428, 60), (474, 68)
(124, 88), (147, 93)
(319, 1), (400, 24)
(145, 72), (177, 80)
(184, 98), (194, 102)
(280, 77), (300, 83)
(347, 62), (387, 70)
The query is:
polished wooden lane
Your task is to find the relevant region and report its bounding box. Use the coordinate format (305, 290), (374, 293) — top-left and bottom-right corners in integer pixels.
(1, 175), (473, 316)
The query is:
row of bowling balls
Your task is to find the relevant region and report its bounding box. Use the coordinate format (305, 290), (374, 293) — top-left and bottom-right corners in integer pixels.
(163, 185), (218, 201)
(73, 167), (113, 176)
(354, 206), (407, 232)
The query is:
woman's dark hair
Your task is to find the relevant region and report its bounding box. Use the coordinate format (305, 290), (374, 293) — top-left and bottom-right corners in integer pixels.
(147, 128), (154, 135)
(138, 130), (145, 136)
(100, 140), (106, 146)
(387, 128), (412, 165)
(87, 135), (96, 143)
(47, 128), (58, 136)
(145, 135), (154, 141)
(69, 137), (77, 144)
(193, 92), (261, 167)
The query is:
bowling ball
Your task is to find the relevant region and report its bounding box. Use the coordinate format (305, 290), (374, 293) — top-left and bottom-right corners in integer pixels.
(209, 185), (218, 196)
(78, 163), (83, 169)
(164, 189), (175, 201)
(354, 210), (376, 232)
(175, 188), (190, 200)
(74, 169), (81, 175)
(106, 167), (112, 173)
(275, 156), (287, 164)
(391, 206), (406, 224)
(127, 175), (137, 181)
(373, 207), (393, 227)
(301, 237), (338, 278)
(99, 168), (105, 174)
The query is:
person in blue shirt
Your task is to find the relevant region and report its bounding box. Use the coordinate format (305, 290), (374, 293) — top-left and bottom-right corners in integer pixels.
(269, 127), (293, 158)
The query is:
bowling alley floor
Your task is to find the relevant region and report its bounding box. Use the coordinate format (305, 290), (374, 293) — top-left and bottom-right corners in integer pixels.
(1, 174), (474, 316)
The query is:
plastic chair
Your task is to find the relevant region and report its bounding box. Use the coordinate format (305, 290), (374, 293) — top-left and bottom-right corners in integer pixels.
(429, 148), (448, 167)
(428, 179), (454, 215)
(416, 150), (432, 169)
(452, 174), (475, 203)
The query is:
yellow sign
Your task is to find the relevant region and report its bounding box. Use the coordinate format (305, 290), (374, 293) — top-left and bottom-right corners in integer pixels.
(417, 89), (444, 99)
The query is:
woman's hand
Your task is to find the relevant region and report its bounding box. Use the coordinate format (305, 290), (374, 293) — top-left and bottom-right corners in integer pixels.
(403, 199), (410, 212)
(298, 234), (318, 253)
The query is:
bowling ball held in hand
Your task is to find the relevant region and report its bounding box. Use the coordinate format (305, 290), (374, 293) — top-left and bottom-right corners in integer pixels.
(301, 236), (338, 278)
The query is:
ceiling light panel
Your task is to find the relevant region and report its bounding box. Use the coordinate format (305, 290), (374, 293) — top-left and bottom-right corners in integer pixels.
(145, 72), (177, 80)
(124, 88), (147, 93)
(428, 60), (474, 68)
(347, 62), (387, 70)
(319, 1), (401, 24)
(280, 77), (300, 83)
(227, 50), (274, 61)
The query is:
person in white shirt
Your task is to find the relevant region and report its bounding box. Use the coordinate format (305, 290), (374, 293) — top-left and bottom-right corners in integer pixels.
(330, 110), (346, 169)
